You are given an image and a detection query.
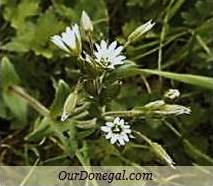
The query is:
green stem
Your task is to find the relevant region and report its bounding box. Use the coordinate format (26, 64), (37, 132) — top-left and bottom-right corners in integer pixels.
(133, 131), (153, 145)
(103, 110), (145, 117)
(163, 120), (182, 137)
(9, 85), (49, 117)
(123, 40), (131, 50)
(133, 31), (188, 60)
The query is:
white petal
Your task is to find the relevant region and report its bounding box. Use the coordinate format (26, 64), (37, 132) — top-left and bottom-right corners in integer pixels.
(111, 46), (123, 57)
(95, 43), (101, 51)
(110, 136), (117, 144)
(73, 24), (81, 42)
(106, 122), (114, 127)
(108, 41), (117, 51)
(107, 64), (115, 69)
(123, 128), (131, 133)
(51, 35), (69, 52)
(100, 40), (107, 50)
(62, 31), (75, 49)
(123, 125), (130, 129)
(122, 134), (129, 142)
(114, 117), (121, 125)
(118, 136), (125, 146)
(120, 119), (125, 126)
(65, 26), (72, 34)
(111, 55), (126, 64)
(106, 132), (112, 139)
(101, 126), (111, 132)
(129, 134), (135, 139)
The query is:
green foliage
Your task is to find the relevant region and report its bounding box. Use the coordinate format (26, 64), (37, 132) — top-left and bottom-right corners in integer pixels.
(0, 0), (213, 168)
(50, 80), (70, 118)
(1, 57), (27, 125)
(1, 57), (20, 88)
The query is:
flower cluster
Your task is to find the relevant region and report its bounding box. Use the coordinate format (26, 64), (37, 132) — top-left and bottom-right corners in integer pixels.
(50, 12), (191, 150)
(51, 11), (154, 70)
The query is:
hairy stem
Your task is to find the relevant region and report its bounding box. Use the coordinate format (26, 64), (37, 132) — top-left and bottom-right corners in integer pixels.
(103, 110), (145, 117)
(9, 85), (49, 117)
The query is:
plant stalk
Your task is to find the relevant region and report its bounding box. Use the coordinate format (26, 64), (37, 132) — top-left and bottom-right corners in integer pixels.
(9, 85), (49, 117)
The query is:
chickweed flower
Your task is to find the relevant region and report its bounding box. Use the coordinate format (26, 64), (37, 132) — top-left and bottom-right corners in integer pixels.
(128, 20), (155, 43)
(94, 40), (126, 69)
(101, 117), (134, 146)
(51, 24), (82, 56)
(164, 89), (180, 100)
(81, 11), (93, 33)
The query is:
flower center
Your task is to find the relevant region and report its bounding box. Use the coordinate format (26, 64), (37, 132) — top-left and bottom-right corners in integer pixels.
(100, 57), (110, 66)
(112, 125), (122, 134)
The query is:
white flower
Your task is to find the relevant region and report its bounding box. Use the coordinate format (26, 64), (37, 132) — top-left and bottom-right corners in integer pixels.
(101, 117), (134, 146)
(81, 11), (93, 33)
(164, 89), (180, 99)
(51, 24), (82, 56)
(94, 40), (126, 69)
(128, 20), (155, 42)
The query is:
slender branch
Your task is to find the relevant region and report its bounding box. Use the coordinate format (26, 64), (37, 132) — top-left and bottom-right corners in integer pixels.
(133, 130), (152, 145)
(9, 85), (49, 117)
(141, 75), (152, 94)
(103, 110), (145, 117)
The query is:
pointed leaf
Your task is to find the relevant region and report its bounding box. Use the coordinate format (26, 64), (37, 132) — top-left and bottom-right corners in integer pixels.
(50, 80), (70, 118)
(1, 57), (20, 88)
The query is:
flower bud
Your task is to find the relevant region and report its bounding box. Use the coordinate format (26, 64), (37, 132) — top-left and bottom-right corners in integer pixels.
(154, 104), (191, 116)
(61, 91), (78, 121)
(81, 11), (93, 33)
(128, 20), (155, 43)
(144, 100), (191, 116)
(144, 100), (165, 110)
(164, 89), (180, 100)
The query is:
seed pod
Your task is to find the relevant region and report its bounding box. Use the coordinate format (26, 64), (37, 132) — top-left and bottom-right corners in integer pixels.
(61, 91), (78, 121)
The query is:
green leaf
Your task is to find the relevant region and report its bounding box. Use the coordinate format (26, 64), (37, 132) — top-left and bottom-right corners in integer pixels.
(181, 0), (213, 26)
(135, 131), (175, 168)
(0, 95), (7, 119)
(1, 57), (20, 88)
(2, 90), (27, 125)
(0, 57), (27, 124)
(112, 66), (213, 89)
(61, 89), (79, 121)
(150, 142), (175, 168)
(31, 8), (65, 58)
(25, 117), (53, 142)
(50, 80), (70, 118)
(3, 0), (40, 29)
(3, 8), (65, 58)
(140, 69), (213, 90)
(183, 139), (213, 165)
(54, 119), (78, 156)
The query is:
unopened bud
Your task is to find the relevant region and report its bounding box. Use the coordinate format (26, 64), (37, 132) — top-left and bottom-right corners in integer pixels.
(128, 20), (155, 43)
(81, 11), (93, 33)
(144, 100), (191, 116)
(164, 89), (180, 100)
